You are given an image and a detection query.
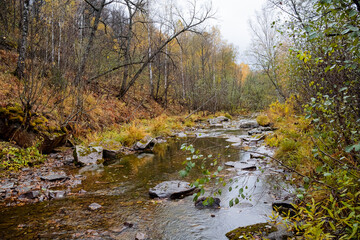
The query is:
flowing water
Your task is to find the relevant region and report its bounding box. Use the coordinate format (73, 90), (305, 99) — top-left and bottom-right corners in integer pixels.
(0, 123), (291, 239)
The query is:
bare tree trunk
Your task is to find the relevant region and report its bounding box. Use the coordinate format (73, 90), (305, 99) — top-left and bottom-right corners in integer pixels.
(58, 20), (62, 67)
(164, 44), (168, 107)
(74, 0), (106, 86)
(119, 0), (135, 97)
(15, 0), (30, 79)
(180, 47), (186, 99)
(51, 1), (55, 64)
(147, 0), (154, 98)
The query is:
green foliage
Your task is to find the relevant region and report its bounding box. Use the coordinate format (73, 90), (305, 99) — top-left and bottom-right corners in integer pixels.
(179, 143), (252, 207)
(0, 142), (46, 171)
(265, 100), (360, 239)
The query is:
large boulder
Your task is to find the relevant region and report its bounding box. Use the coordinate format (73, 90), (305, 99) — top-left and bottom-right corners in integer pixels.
(74, 145), (103, 166)
(149, 181), (197, 199)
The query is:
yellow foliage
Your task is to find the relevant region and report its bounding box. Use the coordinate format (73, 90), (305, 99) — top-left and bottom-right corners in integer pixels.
(256, 114), (270, 126)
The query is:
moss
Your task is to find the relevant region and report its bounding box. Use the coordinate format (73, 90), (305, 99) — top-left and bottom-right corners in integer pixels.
(7, 106), (24, 115)
(225, 223), (277, 240)
(225, 113), (233, 120)
(8, 115), (24, 123)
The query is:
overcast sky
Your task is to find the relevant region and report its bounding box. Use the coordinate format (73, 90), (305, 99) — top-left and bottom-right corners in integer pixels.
(210, 0), (267, 63)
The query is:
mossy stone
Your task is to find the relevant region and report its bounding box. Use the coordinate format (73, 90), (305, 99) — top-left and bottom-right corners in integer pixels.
(225, 223), (277, 240)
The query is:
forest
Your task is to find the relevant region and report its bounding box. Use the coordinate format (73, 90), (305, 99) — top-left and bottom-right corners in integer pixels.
(0, 0), (359, 239)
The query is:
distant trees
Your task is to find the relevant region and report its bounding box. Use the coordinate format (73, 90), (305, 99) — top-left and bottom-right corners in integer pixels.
(1, 0), (259, 118)
(248, 7), (288, 102)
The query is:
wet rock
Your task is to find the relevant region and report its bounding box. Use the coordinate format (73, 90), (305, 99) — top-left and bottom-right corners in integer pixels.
(155, 136), (167, 144)
(40, 173), (69, 182)
(208, 116), (230, 125)
(250, 153), (265, 159)
(74, 145), (103, 166)
(135, 232), (147, 240)
(225, 161), (236, 167)
(103, 149), (123, 159)
(266, 224), (293, 240)
(133, 136), (157, 152)
(16, 186), (30, 194)
(226, 223), (277, 240)
(19, 190), (39, 199)
(49, 190), (66, 199)
(272, 202), (296, 217)
(241, 166), (257, 171)
(177, 132), (187, 138)
(195, 197), (221, 209)
(0, 182), (15, 189)
(79, 189), (87, 194)
(248, 126), (275, 135)
(233, 162), (256, 170)
(63, 155), (74, 165)
(88, 203), (102, 211)
(149, 181), (197, 199)
(238, 120), (259, 128)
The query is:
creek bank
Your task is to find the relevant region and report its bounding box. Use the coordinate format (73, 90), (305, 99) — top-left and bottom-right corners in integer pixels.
(0, 148), (85, 206)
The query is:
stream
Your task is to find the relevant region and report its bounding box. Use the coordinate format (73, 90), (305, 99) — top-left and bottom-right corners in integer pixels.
(0, 118), (293, 239)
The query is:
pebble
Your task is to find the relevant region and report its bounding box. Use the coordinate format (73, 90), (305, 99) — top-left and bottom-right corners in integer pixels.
(88, 203), (102, 211)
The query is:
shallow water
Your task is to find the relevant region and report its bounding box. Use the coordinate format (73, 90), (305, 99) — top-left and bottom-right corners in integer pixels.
(0, 125), (290, 239)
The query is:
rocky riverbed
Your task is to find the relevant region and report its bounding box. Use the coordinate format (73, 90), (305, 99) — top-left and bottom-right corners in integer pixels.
(0, 116), (294, 239)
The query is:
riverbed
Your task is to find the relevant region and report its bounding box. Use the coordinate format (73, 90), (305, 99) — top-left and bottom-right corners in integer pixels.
(0, 118), (293, 239)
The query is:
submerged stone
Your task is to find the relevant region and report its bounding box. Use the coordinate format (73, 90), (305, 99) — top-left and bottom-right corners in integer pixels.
(195, 197), (221, 209)
(149, 181), (197, 199)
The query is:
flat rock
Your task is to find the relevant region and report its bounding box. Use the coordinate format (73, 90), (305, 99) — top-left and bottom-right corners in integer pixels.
(103, 149), (123, 159)
(149, 181), (197, 199)
(208, 116), (230, 125)
(19, 190), (40, 199)
(0, 182), (14, 189)
(88, 203), (102, 211)
(74, 145), (103, 166)
(133, 136), (157, 151)
(238, 120), (259, 129)
(49, 190), (66, 199)
(225, 161), (236, 167)
(40, 173), (69, 181)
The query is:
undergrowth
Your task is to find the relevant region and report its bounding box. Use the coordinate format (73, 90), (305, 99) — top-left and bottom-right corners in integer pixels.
(264, 97), (360, 239)
(0, 142), (46, 171)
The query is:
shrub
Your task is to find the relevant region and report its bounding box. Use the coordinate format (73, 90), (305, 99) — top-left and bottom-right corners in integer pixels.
(0, 142), (46, 171)
(256, 114), (270, 126)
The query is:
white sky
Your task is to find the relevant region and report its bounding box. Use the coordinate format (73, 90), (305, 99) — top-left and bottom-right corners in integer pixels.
(210, 0), (267, 63)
